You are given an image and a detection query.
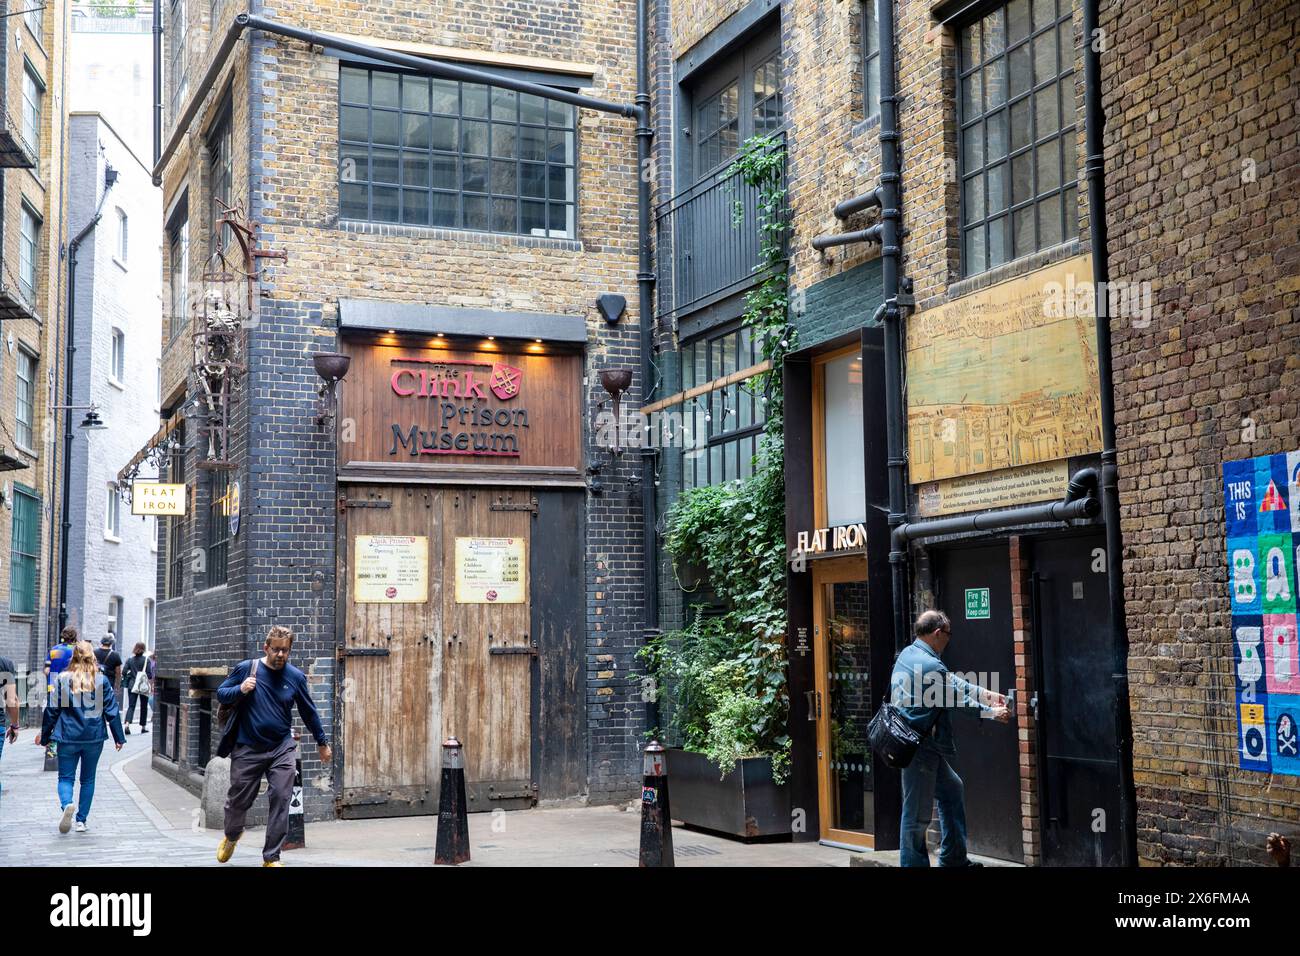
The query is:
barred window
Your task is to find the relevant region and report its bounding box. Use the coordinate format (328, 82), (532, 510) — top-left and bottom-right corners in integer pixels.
(338, 65), (578, 238)
(206, 469), (230, 588)
(208, 102), (232, 257)
(165, 438), (185, 600)
(680, 324), (766, 488)
(958, 0), (1077, 275)
(167, 213), (189, 340)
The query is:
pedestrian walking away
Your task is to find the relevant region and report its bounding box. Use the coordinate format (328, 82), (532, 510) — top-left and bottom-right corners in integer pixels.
(34, 641), (126, 834)
(890, 609), (1011, 867)
(44, 626), (79, 692)
(215, 625), (331, 867)
(121, 643), (154, 734)
(94, 637), (124, 711)
(1, 652), (19, 801)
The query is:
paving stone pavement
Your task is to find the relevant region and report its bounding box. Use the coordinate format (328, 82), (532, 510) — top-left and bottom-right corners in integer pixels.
(0, 727), (233, 867)
(0, 725), (855, 867)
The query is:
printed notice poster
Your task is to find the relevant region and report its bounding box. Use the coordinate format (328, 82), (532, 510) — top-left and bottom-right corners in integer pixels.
(455, 537), (526, 604)
(354, 535), (428, 604)
(1223, 449), (1300, 775)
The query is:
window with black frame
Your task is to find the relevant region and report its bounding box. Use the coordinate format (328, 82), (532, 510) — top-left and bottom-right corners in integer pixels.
(685, 28), (782, 182)
(958, 0), (1077, 275)
(206, 470), (230, 588)
(680, 324), (766, 488)
(166, 438), (185, 600)
(208, 102), (232, 258)
(862, 0), (881, 119)
(167, 208), (189, 340)
(338, 65), (578, 238)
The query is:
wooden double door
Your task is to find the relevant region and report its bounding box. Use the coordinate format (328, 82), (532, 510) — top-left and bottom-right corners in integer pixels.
(338, 484), (555, 817)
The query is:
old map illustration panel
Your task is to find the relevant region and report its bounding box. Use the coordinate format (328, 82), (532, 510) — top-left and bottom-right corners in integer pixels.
(907, 255), (1102, 484)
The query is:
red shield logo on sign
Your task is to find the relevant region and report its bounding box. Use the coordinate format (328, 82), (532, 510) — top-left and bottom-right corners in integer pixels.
(490, 363), (522, 400)
(486, 590), (499, 602)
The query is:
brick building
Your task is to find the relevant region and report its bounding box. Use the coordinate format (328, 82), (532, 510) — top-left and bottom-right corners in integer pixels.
(144, 0), (649, 818)
(65, 112), (162, 656)
(1103, 1), (1299, 866)
(0, 0), (71, 695)
(645, 0), (1296, 866)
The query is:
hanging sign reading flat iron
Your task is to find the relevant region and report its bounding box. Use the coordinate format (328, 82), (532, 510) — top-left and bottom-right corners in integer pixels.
(131, 483), (187, 516)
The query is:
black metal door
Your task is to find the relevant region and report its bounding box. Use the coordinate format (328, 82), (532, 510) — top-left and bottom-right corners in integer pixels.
(934, 543), (1022, 862)
(1031, 532), (1122, 866)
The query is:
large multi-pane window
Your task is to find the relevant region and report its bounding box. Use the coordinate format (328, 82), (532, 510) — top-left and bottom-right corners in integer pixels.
(338, 66), (578, 238)
(10, 486), (38, 615)
(19, 204), (39, 304)
(862, 0), (882, 119)
(958, 0), (1077, 275)
(206, 470), (230, 588)
(680, 324), (766, 488)
(16, 349), (35, 449)
(208, 103), (232, 257)
(687, 30), (783, 181)
(21, 62), (42, 160)
(168, 213), (189, 339)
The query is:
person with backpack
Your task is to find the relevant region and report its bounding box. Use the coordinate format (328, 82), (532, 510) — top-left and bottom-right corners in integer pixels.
(889, 609), (1010, 867)
(34, 641), (126, 833)
(214, 625), (330, 867)
(121, 643), (154, 735)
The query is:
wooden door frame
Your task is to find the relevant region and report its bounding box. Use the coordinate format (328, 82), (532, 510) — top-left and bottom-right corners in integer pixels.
(812, 553), (874, 849)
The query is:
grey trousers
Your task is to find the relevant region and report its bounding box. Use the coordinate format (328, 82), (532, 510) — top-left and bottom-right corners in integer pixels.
(223, 737), (297, 862)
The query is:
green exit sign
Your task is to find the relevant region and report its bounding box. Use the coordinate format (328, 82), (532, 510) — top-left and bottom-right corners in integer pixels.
(965, 588), (990, 620)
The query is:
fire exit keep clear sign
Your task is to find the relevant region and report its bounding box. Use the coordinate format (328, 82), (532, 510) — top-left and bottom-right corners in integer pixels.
(965, 588), (991, 620)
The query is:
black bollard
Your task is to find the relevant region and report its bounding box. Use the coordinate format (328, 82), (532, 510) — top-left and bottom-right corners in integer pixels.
(284, 734), (306, 850)
(434, 737), (470, 865)
(638, 740), (674, 867)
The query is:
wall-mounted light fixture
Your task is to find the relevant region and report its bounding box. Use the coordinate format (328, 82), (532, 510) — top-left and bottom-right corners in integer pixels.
(313, 352), (351, 428)
(51, 403), (107, 429)
(597, 294), (626, 325)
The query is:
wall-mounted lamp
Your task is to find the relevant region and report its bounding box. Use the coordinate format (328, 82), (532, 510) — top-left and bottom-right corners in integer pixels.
(51, 403), (107, 429)
(597, 294), (626, 325)
(598, 368), (633, 453)
(313, 352), (351, 428)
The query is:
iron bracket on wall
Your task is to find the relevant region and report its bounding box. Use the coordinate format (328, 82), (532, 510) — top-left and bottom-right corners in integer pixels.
(338, 496), (392, 512)
(489, 495), (538, 516)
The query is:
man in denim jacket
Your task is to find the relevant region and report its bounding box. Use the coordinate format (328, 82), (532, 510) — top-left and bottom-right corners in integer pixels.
(890, 609), (1010, 867)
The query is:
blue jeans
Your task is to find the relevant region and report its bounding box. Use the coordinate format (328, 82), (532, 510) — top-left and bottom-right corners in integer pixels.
(900, 745), (970, 867)
(56, 740), (105, 824)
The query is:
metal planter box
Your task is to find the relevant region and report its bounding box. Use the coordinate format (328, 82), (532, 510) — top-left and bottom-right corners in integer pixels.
(666, 748), (791, 840)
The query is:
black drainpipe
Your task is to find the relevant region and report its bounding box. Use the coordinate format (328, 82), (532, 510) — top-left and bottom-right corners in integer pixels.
(1082, 0), (1136, 868)
(877, 0), (910, 654)
(635, 0), (659, 669)
(153, 0), (162, 166)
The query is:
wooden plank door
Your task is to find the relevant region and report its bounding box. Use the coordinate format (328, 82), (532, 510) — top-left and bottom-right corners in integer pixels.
(441, 487), (533, 811)
(339, 485), (444, 817)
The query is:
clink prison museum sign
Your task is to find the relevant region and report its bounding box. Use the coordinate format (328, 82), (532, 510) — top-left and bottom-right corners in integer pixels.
(388, 357), (528, 458)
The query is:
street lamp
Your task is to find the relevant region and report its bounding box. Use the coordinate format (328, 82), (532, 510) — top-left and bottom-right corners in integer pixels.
(50, 404), (107, 429)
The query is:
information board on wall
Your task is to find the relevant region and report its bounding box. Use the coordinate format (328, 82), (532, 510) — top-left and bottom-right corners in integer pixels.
(353, 535), (428, 604)
(455, 537), (525, 604)
(1223, 450), (1300, 775)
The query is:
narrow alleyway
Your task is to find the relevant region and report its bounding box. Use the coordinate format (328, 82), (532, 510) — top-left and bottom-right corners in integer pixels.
(0, 731), (852, 867)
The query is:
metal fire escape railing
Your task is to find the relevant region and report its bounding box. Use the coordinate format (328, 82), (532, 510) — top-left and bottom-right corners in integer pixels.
(654, 130), (786, 328)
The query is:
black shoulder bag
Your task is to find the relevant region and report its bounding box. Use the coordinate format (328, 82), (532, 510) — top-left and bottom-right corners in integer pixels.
(867, 698), (927, 769)
(216, 658), (258, 759)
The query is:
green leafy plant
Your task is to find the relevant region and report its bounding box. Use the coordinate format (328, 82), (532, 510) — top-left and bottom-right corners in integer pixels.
(640, 134), (794, 783)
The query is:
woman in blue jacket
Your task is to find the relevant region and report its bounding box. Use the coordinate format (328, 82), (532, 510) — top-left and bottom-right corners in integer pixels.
(35, 641), (125, 833)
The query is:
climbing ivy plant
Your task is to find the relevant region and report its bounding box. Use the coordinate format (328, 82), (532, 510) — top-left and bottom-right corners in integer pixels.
(640, 134), (796, 783)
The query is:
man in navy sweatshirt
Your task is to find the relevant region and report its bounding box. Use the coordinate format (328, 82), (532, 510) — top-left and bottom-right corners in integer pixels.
(215, 625), (331, 866)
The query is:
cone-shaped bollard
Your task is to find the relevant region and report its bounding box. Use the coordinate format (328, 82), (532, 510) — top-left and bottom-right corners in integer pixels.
(284, 734), (306, 850)
(435, 737), (471, 865)
(638, 740), (674, 867)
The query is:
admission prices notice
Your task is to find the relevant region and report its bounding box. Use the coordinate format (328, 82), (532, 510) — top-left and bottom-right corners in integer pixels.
(455, 537), (526, 604)
(354, 535), (429, 604)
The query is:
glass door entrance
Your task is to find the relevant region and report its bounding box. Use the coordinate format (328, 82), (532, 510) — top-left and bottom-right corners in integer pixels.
(813, 556), (873, 848)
